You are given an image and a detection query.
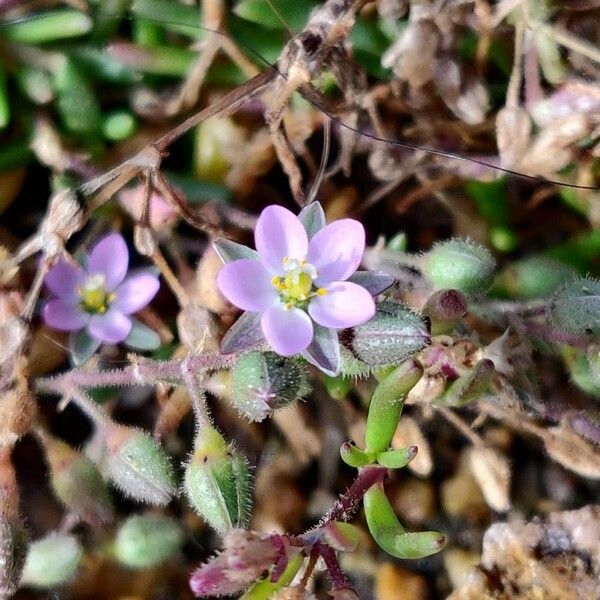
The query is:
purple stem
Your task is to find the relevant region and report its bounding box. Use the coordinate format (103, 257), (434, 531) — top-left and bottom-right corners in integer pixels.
(319, 466), (386, 526)
(524, 322), (593, 349)
(318, 542), (353, 592)
(37, 352), (238, 395)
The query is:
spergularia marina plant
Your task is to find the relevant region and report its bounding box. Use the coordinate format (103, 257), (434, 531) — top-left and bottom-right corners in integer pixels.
(4, 0), (600, 597)
(215, 202), (380, 374)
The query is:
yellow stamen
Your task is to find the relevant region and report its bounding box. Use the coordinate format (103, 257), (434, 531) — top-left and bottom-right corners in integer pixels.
(316, 288), (328, 296)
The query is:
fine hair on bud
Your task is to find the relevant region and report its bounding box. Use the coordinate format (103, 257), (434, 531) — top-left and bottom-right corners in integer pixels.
(550, 277), (600, 337)
(230, 351), (311, 421)
(342, 301), (430, 368)
(423, 238), (495, 293)
(101, 424), (177, 506)
(184, 427), (252, 534)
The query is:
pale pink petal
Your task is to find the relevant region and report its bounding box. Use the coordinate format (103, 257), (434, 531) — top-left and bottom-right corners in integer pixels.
(254, 205), (308, 275)
(43, 299), (90, 331)
(217, 259), (278, 312)
(307, 220), (365, 286)
(87, 233), (129, 289)
(261, 303), (313, 356)
(45, 259), (85, 301)
(112, 272), (160, 314)
(88, 309), (132, 343)
(308, 282), (375, 329)
(119, 186), (177, 229)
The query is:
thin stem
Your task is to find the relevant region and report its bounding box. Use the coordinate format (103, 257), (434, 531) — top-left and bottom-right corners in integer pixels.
(151, 245), (190, 308)
(506, 7), (525, 107)
(37, 352), (238, 396)
(319, 466), (386, 526)
(435, 406), (483, 446)
(318, 543), (352, 592)
(155, 67), (276, 151)
(533, 21), (600, 65)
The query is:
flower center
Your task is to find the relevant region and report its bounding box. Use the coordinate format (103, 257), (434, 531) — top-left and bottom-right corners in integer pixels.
(271, 258), (327, 308)
(78, 274), (114, 314)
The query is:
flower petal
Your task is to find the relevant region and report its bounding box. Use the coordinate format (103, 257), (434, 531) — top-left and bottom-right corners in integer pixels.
(88, 309), (132, 343)
(112, 272), (160, 314)
(217, 259), (278, 312)
(254, 205), (308, 275)
(43, 299), (90, 331)
(308, 219), (365, 286)
(45, 259), (85, 301)
(261, 303), (313, 356)
(87, 233), (129, 289)
(308, 282), (375, 329)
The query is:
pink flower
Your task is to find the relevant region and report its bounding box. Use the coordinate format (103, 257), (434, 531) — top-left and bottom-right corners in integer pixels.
(216, 204), (375, 359)
(43, 233), (159, 344)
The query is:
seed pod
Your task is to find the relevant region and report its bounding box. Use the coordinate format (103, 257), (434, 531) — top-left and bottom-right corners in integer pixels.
(493, 256), (576, 299)
(113, 514), (184, 568)
(365, 360), (423, 454)
(423, 239), (495, 293)
(343, 301), (429, 368)
(437, 359), (494, 407)
(102, 424), (177, 506)
(230, 352), (310, 422)
(184, 427), (252, 534)
(40, 431), (114, 525)
(364, 483), (446, 559)
(551, 277), (600, 337)
(20, 533), (82, 589)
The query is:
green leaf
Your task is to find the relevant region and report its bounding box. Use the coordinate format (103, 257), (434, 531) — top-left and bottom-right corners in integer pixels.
(376, 446), (417, 469)
(364, 484), (446, 559)
(340, 442), (373, 468)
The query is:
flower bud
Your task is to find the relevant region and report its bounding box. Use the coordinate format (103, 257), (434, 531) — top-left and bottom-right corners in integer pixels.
(0, 514), (27, 597)
(365, 360), (423, 454)
(437, 359), (495, 407)
(102, 424), (177, 506)
(230, 352), (310, 422)
(343, 301), (429, 368)
(189, 530), (280, 598)
(493, 256), (576, 299)
(562, 346), (600, 398)
(551, 277), (600, 337)
(184, 427), (252, 534)
(423, 239), (495, 293)
(113, 514), (183, 569)
(422, 289), (468, 335)
(20, 533), (82, 588)
(41, 431), (114, 525)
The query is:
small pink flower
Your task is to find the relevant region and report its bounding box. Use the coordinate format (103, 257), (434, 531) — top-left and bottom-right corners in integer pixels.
(43, 233), (159, 344)
(216, 205), (375, 357)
